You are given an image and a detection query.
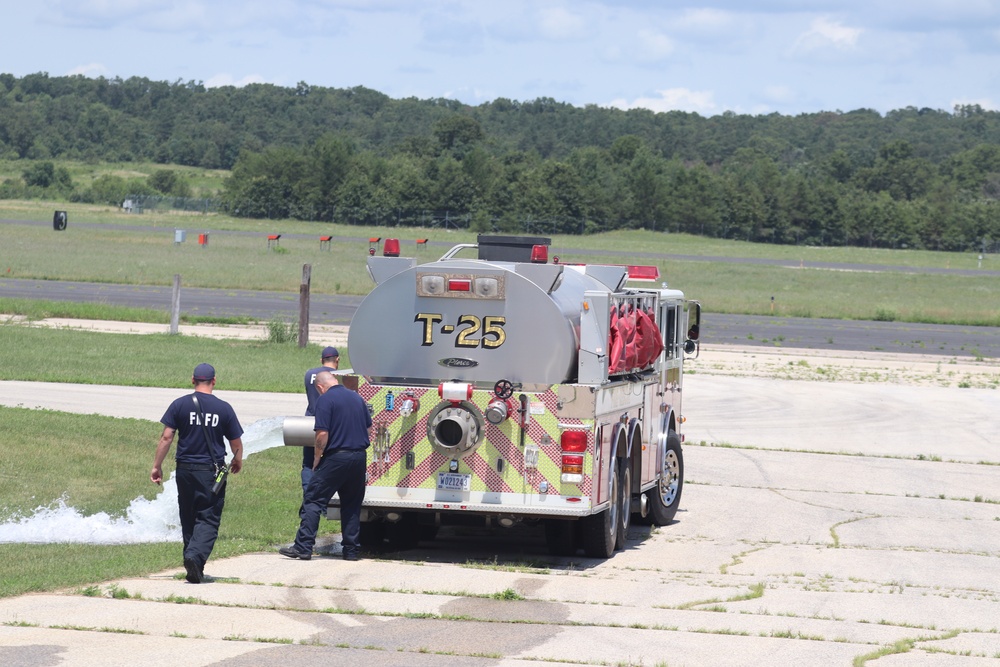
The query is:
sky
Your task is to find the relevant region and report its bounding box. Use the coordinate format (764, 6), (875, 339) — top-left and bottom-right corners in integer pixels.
(3, 0), (999, 117)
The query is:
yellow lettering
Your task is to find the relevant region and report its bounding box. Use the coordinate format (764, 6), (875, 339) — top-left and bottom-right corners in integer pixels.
(415, 313), (443, 346)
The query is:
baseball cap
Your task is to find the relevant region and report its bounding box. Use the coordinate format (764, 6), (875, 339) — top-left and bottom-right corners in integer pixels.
(193, 363), (216, 380)
(322, 346), (339, 359)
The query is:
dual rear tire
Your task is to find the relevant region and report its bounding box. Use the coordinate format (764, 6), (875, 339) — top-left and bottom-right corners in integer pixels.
(579, 454), (628, 558)
(575, 428), (683, 557)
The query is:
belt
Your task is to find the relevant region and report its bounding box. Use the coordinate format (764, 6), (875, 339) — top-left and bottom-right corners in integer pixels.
(324, 447), (367, 456)
(176, 462), (216, 471)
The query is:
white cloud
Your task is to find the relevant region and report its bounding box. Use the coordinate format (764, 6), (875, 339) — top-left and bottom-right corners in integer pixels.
(636, 29), (675, 61)
(46, 0), (207, 30)
(204, 72), (267, 88)
(792, 16), (863, 54)
(672, 8), (736, 35)
(607, 88), (717, 114)
(66, 63), (111, 77)
(762, 85), (795, 104)
(537, 7), (589, 41)
(950, 96), (998, 111)
(418, 13), (486, 54)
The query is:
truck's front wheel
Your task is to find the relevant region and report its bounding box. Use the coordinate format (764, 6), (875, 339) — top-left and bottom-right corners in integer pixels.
(648, 430), (683, 525)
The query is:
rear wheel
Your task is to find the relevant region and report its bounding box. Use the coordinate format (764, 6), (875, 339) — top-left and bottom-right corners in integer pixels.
(580, 459), (619, 558)
(614, 457), (632, 551)
(648, 431), (683, 525)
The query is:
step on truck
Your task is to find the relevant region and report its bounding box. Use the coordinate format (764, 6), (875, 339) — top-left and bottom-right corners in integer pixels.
(289, 235), (701, 558)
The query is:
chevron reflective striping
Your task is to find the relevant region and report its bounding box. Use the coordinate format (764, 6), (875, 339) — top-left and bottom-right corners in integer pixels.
(465, 451), (513, 493)
(355, 379), (593, 496)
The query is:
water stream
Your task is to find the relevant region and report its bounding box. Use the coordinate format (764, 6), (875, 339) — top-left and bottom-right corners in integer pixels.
(0, 416), (286, 544)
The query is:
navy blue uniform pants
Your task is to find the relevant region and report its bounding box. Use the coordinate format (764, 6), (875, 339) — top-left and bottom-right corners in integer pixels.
(298, 466), (313, 520)
(294, 449), (367, 557)
(176, 467), (226, 570)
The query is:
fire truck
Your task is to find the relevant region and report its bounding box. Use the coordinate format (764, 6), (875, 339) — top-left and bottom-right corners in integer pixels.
(293, 235), (700, 558)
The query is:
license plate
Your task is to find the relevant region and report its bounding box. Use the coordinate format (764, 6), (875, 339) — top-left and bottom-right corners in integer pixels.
(437, 472), (471, 491)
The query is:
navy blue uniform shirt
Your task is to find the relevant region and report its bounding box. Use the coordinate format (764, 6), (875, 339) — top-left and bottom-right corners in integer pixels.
(161, 392), (243, 464)
(313, 385), (372, 452)
(303, 366), (328, 417)
(302, 365), (329, 467)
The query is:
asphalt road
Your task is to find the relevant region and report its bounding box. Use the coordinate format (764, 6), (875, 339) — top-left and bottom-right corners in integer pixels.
(0, 277), (364, 326)
(3, 276), (999, 359)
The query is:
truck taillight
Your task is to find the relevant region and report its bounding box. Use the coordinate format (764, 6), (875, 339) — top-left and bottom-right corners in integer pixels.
(561, 455), (583, 477)
(439, 382), (473, 403)
(560, 430), (587, 482)
(447, 278), (471, 292)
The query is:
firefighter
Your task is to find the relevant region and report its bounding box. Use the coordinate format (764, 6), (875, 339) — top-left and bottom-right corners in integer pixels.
(280, 370), (371, 561)
(301, 347), (340, 498)
(151, 363), (244, 583)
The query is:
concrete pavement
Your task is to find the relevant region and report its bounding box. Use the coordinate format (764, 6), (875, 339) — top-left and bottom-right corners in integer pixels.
(1, 337), (999, 666)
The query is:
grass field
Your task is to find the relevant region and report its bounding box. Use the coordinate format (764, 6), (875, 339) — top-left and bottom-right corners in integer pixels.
(0, 325), (336, 391)
(2, 200), (998, 326)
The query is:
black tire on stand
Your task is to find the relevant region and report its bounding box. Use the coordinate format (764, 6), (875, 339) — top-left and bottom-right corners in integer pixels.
(648, 430), (684, 526)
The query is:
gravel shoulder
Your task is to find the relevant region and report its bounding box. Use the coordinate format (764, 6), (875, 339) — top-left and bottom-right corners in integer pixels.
(692, 342), (1000, 389)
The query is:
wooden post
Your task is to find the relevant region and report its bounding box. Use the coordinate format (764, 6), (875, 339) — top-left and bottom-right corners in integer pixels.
(170, 274), (181, 335)
(298, 264), (311, 348)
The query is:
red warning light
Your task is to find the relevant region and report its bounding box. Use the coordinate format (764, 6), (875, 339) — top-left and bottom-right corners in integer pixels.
(626, 265), (660, 281)
(383, 238), (400, 257)
(530, 244), (548, 263)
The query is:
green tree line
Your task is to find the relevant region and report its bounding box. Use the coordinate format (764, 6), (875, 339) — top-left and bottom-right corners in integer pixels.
(2, 72), (999, 250)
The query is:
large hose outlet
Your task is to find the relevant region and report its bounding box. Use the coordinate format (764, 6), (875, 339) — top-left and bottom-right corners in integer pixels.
(426, 400), (485, 459)
(282, 416), (316, 447)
